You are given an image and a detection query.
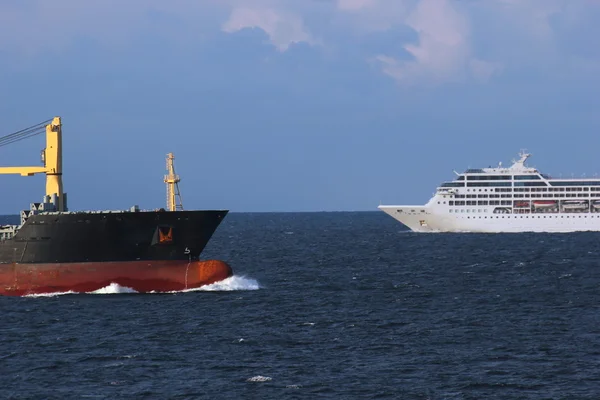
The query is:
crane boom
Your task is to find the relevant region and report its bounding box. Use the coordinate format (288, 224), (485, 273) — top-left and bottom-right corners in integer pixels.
(0, 166), (48, 176)
(0, 117), (66, 212)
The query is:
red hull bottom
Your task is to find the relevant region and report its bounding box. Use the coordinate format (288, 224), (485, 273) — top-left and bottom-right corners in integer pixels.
(0, 260), (233, 296)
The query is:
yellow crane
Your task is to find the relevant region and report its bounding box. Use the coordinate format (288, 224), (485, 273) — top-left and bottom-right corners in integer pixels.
(164, 152), (183, 211)
(0, 117), (67, 212)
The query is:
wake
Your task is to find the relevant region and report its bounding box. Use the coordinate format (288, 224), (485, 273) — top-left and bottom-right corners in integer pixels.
(23, 275), (260, 297)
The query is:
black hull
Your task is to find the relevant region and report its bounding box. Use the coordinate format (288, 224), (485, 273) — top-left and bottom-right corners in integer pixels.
(0, 210), (227, 264)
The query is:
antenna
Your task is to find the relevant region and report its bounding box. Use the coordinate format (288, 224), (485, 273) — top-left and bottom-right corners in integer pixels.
(164, 153), (184, 211)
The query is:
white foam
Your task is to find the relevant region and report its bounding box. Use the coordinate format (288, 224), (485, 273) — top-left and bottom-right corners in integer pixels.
(182, 275), (261, 292)
(21, 275), (259, 297)
(23, 283), (137, 297)
(246, 375), (272, 382)
(24, 290), (77, 298)
(88, 283), (138, 294)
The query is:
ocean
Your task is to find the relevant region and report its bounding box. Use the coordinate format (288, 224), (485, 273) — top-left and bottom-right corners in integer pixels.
(1, 212), (599, 399)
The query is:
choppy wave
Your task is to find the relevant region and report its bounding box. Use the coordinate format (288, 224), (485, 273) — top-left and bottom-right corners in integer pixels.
(7, 212), (599, 399)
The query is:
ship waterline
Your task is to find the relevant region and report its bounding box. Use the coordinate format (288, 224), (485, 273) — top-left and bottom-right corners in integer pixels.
(378, 205), (600, 233)
(379, 152), (600, 233)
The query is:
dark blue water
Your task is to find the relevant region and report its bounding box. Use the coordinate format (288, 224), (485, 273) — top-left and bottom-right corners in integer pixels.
(1, 212), (600, 399)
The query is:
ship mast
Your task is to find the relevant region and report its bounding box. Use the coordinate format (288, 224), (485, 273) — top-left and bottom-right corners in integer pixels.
(164, 153), (183, 211)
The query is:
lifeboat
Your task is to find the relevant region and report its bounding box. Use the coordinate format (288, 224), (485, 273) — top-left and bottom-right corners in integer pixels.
(562, 200), (588, 210)
(514, 201), (530, 208)
(532, 200), (557, 209)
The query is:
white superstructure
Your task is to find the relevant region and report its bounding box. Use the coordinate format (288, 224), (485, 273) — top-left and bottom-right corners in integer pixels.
(379, 151), (600, 233)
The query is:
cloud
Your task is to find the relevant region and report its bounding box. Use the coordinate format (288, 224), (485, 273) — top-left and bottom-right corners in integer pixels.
(335, 0), (598, 85)
(0, 0), (597, 86)
(372, 0), (500, 85)
(221, 6), (315, 51)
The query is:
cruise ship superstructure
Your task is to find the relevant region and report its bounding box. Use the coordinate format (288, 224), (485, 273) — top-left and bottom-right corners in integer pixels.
(379, 152), (600, 233)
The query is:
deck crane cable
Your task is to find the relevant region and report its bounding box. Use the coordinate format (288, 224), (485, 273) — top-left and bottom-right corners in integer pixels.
(0, 119), (52, 141)
(0, 119), (53, 148)
(0, 127), (46, 148)
(0, 125), (45, 140)
(0, 126), (46, 145)
(0, 120), (51, 146)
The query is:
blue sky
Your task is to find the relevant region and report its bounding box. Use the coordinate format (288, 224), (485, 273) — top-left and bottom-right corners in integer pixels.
(0, 0), (599, 212)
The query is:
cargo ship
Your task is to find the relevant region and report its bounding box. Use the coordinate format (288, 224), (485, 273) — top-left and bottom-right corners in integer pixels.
(0, 117), (232, 296)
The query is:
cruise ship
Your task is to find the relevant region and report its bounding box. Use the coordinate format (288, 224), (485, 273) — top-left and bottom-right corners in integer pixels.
(378, 151), (600, 233)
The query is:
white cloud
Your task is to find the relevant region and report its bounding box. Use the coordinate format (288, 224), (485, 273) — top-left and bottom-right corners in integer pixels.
(373, 0), (500, 85)
(0, 0), (597, 85)
(222, 7), (315, 51)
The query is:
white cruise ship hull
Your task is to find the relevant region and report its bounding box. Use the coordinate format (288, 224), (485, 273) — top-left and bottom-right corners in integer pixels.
(379, 152), (600, 233)
(379, 205), (600, 233)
